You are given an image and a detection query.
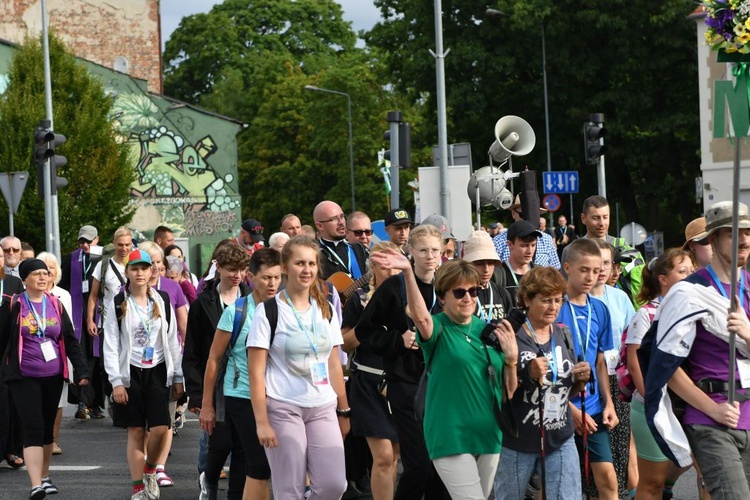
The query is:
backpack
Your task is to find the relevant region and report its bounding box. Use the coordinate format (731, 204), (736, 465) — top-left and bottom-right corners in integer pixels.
(94, 245), (123, 320)
(214, 296), (250, 421)
(612, 240), (645, 307)
(616, 302), (657, 402)
(113, 289), (172, 332)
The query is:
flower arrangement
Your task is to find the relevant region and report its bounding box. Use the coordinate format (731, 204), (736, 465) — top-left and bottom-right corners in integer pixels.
(705, 0), (750, 54)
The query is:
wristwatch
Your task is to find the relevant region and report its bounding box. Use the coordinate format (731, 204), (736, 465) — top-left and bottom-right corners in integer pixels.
(336, 407), (352, 418)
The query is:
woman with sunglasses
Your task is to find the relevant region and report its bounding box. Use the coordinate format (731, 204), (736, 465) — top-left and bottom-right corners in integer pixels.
(356, 225), (451, 500)
(371, 251), (519, 500)
(493, 266), (591, 500)
(0, 259), (89, 499)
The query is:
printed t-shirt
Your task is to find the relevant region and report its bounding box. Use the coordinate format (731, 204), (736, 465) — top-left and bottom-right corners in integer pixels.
(20, 295), (63, 378)
(246, 295), (343, 408)
(154, 277), (187, 310)
(217, 298), (256, 399)
(556, 296), (613, 415)
(502, 323), (576, 453)
(418, 313), (504, 460)
(474, 282), (512, 324)
(127, 298), (166, 368)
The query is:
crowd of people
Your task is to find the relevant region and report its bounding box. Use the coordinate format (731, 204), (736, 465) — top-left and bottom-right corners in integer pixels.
(1, 193), (749, 500)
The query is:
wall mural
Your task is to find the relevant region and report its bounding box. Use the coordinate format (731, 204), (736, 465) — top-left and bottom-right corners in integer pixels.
(109, 92), (240, 238)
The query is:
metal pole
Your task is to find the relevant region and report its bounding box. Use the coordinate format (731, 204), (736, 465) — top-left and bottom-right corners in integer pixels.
(345, 94), (355, 211)
(389, 117), (400, 209)
(41, 0), (56, 257)
(728, 139), (741, 404)
(431, 0), (450, 217)
(8, 212), (13, 236)
(542, 23), (553, 225)
(303, 85), (356, 211)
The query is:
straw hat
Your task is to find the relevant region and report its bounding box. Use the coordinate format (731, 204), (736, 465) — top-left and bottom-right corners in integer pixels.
(462, 231), (501, 263)
(509, 195), (548, 214)
(682, 217), (707, 250)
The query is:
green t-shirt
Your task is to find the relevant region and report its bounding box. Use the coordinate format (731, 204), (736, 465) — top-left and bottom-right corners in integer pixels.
(418, 313), (505, 459)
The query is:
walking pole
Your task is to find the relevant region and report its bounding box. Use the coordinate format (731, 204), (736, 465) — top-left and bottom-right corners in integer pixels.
(537, 353), (548, 500)
(728, 140), (741, 405)
(578, 354), (591, 500)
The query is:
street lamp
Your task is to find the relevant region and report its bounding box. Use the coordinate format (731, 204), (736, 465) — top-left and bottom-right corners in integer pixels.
(304, 84), (356, 211)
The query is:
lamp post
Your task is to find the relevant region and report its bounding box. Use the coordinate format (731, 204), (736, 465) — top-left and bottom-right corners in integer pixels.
(304, 85), (356, 211)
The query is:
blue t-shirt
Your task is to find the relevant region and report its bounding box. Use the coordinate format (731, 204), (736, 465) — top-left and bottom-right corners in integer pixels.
(556, 296), (613, 415)
(217, 298), (256, 399)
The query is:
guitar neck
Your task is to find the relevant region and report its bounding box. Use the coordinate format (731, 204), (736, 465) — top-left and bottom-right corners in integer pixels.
(341, 272), (372, 299)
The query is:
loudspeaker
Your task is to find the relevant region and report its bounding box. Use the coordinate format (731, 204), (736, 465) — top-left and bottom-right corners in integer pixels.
(488, 115), (536, 163)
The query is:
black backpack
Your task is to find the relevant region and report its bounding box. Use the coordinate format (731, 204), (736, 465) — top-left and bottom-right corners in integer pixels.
(113, 289), (173, 332)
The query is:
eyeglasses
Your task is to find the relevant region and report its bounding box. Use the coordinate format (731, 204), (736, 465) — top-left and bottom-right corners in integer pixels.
(348, 229), (373, 236)
(78, 238), (93, 245)
(537, 297), (564, 307)
(601, 260), (612, 269)
(319, 214), (346, 224)
(413, 247), (441, 257)
(2, 247), (20, 253)
(695, 239), (710, 246)
(451, 287), (480, 299)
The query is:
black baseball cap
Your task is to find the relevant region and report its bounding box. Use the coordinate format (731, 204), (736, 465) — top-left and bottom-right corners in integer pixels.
(242, 218), (264, 242)
(507, 220), (543, 241)
(384, 209), (413, 227)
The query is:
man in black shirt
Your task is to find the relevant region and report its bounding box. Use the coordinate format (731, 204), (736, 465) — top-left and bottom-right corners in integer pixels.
(313, 200), (368, 280)
(498, 221), (542, 307)
(462, 230), (513, 321)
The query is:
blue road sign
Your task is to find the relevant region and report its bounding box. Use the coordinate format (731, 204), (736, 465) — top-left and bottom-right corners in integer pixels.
(543, 194), (562, 212)
(542, 171), (579, 194)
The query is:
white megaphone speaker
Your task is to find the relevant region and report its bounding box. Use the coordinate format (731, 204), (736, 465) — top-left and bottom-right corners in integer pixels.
(467, 166), (505, 207)
(488, 115), (536, 163)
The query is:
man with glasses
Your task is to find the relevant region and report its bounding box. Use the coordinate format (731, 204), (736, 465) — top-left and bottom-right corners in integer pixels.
(313, 200), (368, 280)
(60, 225), (102, 419)
(0, 236), (22, 278)
(345, 212), (373, 248)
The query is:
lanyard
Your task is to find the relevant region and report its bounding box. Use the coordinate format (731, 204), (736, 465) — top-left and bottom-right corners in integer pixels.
(706, 265), (746, 305)
(81, 252), (91, 280)
(321, 240), (351, 273)
(216, 283), (241, 312)
(283, 290), (319, 358)
(476, 285), (494, 323)
(24, 293), (47, 338)
(566, 296), (591, 358)
(128, 295), (153, 343)
(525, 319), (557, 385)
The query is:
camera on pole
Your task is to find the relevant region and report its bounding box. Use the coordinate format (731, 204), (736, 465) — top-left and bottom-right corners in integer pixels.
(583, 113), (607, 165)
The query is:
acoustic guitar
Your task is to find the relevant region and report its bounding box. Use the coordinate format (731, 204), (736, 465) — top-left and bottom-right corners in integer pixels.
(327, 271), (372, 304)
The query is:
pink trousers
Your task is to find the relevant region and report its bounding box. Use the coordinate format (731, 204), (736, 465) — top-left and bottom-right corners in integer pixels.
(266, 398), (347, 500)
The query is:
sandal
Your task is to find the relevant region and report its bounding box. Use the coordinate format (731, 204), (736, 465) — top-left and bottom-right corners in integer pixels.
(6, 453), (24, 468)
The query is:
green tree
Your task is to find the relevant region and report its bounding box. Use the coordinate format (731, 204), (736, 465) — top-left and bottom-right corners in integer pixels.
(366, 0), (701, 244)
(0, 34), (134, 253)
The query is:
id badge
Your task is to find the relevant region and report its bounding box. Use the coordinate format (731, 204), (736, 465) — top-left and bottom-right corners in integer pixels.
(604, 348), (619, 376)
(543, 390), (562, 421)
(555, 345), (565, 378)
(142, 346), (154, 366)
(82, 281), (89, 294)
(40, 340), (57, 362)
(738, 359), (750, 389)
(311, 361), (330, 386)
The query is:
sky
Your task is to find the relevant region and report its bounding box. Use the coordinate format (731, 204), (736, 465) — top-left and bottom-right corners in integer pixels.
(159, 0), (381, 48)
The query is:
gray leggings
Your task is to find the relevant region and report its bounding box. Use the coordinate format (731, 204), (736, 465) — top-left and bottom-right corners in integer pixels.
(432, 453), (499, 500)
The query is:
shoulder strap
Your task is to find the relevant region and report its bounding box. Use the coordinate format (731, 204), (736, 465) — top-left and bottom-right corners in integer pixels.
(263, 297), (279, 346)
(156, 290), (172, 329)
(114, 291), (126, 330)
(108, 259), (126, 286)
(230, 296), (249, 348)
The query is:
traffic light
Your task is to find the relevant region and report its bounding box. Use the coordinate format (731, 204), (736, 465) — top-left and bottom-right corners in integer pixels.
(383, 112), (410, 168)
(584, 113), (607, 165)
(33, 120), (68, 198)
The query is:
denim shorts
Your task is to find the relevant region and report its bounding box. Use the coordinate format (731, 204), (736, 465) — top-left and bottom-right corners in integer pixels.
(494, 436), (581, 500)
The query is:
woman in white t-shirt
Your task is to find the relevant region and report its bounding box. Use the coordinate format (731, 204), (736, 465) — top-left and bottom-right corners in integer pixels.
(247, 236), (349, 500)
(624, 248), (693, 500)
(87, 226), (133, 337)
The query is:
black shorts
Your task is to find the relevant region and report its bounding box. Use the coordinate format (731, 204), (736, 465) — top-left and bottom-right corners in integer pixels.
(224, 396), (271, 480)
(112, 362), (170, 430)
(349, 370), (398, 441)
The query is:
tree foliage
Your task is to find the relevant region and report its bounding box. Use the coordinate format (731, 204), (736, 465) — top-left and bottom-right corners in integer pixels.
(0, 34), (134, 253)
(365, 0), (701, 243)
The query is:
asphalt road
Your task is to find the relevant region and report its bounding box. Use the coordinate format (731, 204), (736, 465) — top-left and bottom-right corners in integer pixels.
(0, 405), (703, 499)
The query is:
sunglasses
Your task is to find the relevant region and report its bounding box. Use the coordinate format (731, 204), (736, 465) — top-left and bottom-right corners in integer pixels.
(450, 287), (480, 299)
(2, 247), (21, 253)
(348, 229), (373, 236)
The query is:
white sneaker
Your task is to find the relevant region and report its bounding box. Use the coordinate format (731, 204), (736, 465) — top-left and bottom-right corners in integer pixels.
(143, 472), (160, 500)
(130, 490), (147, 500)
(199, 472), (209, 500)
